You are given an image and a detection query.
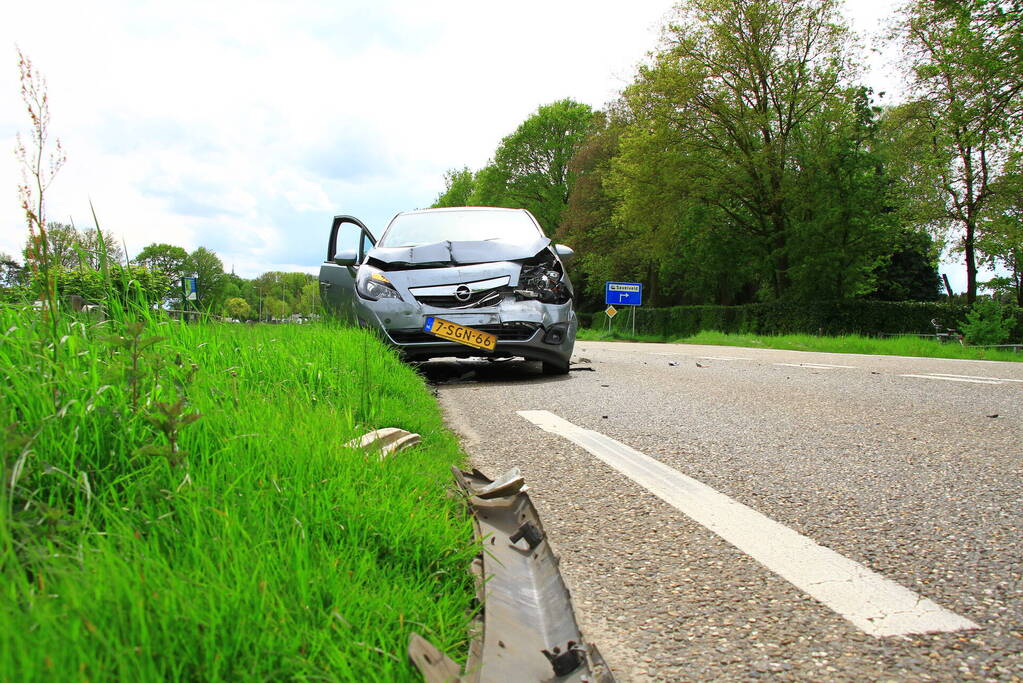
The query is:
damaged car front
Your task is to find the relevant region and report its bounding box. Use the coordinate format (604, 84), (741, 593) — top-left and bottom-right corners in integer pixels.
(319, 207), (577, 374)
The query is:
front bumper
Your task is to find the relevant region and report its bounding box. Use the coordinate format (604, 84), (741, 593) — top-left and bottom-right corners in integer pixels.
(354, 295), (576, 364)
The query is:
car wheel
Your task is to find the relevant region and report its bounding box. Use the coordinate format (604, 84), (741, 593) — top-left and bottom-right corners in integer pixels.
(542, 359), (570, 376)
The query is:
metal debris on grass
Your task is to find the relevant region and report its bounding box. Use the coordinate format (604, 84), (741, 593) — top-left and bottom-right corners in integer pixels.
(345, 428), (422, 458)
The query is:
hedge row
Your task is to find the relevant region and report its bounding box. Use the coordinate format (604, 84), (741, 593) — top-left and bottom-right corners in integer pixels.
(578, 300), (982, 337)
(0, 265), (172, 306)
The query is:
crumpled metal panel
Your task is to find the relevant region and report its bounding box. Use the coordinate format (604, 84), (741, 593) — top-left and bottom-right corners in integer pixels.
(448, 467), (616, 683)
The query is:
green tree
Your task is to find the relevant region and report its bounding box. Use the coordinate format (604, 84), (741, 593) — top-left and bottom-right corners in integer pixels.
(980, 161), (1023, 306)
(297, 281), (320, 316)
(869, 227), (942, 301)
(614, 0), (862, 300)
(432, 167), (477, 207)
(187, 247), (226, 311)
(559, 111), (625, 308)
(23, 222), (125, 270)
(263, 296), (287, 320)
(476, 99), (595, 234)
(894, 0), (1023, 303)
(22, 222), (80, 270)
(961, 297), (1019, 345)
(224, 296), (252, 319)
(78, 227), (124, 267)
(0, 252), (25, 289)
(133, 243), (190, 279)
(784, 88), (900, 300)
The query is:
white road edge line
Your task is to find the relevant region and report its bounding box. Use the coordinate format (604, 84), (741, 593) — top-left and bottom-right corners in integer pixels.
(517, 410), (979, 638)
(924, 373), (1023, 383)
(899, 374), (1002, 385)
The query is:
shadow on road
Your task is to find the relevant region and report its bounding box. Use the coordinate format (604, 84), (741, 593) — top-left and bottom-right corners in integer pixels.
(414, 358), (582, 386)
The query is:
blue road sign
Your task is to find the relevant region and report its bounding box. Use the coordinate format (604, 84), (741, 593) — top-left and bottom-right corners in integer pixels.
(182, 276), (198, 301)
(605, 281), (642, 306)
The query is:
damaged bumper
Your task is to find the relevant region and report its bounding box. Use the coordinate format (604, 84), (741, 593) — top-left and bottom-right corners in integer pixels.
(354, 295), (577, 364)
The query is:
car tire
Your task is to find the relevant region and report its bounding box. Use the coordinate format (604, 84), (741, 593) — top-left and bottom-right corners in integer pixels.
(542, 359), (570, 376)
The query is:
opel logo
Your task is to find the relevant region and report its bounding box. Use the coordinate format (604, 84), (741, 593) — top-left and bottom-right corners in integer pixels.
(454, 285), (472, 302)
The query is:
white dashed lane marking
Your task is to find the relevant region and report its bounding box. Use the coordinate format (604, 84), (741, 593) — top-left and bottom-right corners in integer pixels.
(517, 410), (980, 638)
(899, 374), (1007, 385)
(651, 352), (752, 361)
(774, 362), (855, 369)
(925, 373), (1023, 383)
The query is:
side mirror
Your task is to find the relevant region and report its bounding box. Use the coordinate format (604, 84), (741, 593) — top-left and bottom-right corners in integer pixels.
(554, 244), (575, 263)
(332, 249), (358, 267)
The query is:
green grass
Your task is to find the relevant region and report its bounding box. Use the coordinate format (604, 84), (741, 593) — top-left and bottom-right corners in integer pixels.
(577, 327), (1023, 362)
(1, 307), (476, 680)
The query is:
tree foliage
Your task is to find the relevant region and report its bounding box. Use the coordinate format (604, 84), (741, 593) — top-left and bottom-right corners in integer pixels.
(21, 222), (124, 271)
(224, 296), (252, 319)
(894, 0), (1023, 303)
(188, 247), (226, 311)
(454, 99), (595, 234)
(134, 243), (190, 279)
(424, 0), (971, 314)
(980, 157), (1023, 305)
(609, 0), (907, 302)
(431, 167), (477, 208)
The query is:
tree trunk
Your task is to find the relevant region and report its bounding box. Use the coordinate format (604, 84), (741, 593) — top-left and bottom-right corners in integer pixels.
(964, 214), (977, 305)
(1013, 248), (1022, 308)
(771, 228), (789, 298)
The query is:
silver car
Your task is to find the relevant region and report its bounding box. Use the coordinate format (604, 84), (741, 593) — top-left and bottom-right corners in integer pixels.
(319, 207), (577, 374)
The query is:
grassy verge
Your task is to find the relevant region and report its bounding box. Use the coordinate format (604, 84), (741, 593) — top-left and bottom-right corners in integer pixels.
(1, 307), (475, 680)
(577, 328), (1023, 362)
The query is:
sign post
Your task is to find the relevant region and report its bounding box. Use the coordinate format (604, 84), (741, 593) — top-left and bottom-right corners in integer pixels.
(604, 305), (618, 334)
(604, 281), (642, 336)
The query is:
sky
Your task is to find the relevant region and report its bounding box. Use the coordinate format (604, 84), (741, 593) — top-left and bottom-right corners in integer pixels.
(1, 0), (979, 289)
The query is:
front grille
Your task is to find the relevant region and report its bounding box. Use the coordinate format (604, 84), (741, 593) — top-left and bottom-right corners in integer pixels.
(390, 323), (540, 345)
(414, 289), (503, 309)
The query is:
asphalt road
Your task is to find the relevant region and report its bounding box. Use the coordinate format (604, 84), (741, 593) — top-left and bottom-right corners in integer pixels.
(427, 341), (1023, 682)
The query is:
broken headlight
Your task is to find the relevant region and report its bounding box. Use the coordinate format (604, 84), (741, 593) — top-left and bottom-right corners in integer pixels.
(517, 264), (571, 304)
(356, 268), (402, 301)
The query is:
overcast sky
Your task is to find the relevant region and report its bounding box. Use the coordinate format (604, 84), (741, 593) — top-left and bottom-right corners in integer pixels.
(4, 0), (970, 286)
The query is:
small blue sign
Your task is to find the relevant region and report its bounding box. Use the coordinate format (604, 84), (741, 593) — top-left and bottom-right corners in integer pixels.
(605, 281), (642, 306)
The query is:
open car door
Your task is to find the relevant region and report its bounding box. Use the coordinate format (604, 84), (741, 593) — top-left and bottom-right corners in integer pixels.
(319, 215), (376, 320)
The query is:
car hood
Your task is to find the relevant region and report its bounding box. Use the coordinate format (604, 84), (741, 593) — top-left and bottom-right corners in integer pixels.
(368, 236), (551, 267)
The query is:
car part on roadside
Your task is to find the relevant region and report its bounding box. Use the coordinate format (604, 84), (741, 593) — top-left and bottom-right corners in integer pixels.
(542, 642), (589, 677)
(344, 428), (421, 458)
(408, 467), (615, 682)
(471, 466), (526, 499)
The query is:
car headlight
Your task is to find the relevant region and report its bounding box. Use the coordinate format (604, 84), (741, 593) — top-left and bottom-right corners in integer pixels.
(356, 269), (403, 301)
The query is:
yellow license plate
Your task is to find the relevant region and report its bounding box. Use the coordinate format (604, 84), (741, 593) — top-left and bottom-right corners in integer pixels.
(423, 317), (497, 351)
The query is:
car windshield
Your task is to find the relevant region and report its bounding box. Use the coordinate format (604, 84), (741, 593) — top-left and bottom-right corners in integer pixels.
(377, 210), (543, 248)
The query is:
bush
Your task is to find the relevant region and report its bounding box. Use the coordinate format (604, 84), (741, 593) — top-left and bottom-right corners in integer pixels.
(962, 299), (1021, 346)
(32, 265), (171, 306)
(585, 300), (977, 338)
